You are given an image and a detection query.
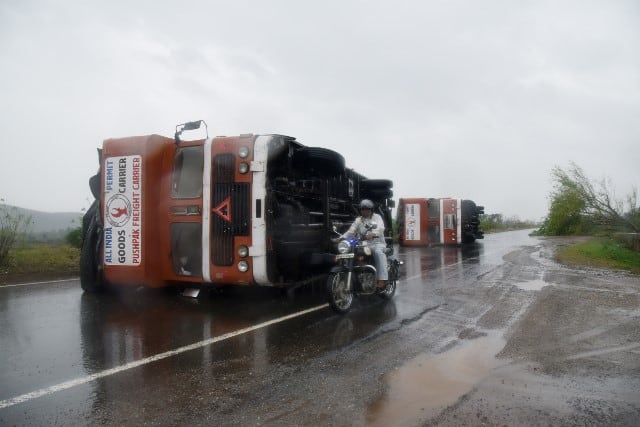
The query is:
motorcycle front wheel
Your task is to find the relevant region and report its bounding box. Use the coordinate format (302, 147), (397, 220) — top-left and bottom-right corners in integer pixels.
(326, 272), (353, 314)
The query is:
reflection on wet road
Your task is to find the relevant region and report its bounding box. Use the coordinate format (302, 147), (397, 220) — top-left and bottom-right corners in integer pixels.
(0, 230), (537, 425)
(366, 330), (507, 426)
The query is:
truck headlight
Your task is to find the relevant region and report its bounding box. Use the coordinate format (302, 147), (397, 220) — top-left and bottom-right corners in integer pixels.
(238, 146), (250, 158)
(237, 261), (249, 272)
(238, 162), (249, 174)
(237, 245), (249, 258)
(337, 240), (351, 254)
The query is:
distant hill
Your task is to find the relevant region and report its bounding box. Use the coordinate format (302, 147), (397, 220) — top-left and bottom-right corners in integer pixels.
(1, 204), (83, 234)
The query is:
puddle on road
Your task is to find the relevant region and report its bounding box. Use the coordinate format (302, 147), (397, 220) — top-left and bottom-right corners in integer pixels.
(514, 279), (552, 291)
(366, 331), (506, 426)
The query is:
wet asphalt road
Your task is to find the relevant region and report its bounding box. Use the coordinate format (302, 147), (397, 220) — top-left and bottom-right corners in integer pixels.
(2, 230), (636, 426)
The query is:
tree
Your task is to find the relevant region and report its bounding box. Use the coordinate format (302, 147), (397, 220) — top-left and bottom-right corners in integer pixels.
(0, 200), (33, 267)
(480, 214), (502, 232)
(625, 188), (640, 229)
(540, 163), (639, 235)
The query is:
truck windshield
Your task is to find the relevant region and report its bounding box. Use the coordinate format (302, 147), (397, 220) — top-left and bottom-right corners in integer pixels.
(172, 146), (204, 198)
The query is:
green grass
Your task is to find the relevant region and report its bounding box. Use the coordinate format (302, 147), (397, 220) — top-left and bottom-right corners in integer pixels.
(555, 238), (640, 274)
(1, 244), (80, 275)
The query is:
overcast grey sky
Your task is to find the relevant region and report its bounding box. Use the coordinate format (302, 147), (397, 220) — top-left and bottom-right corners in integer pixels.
(1, 0), (638, 221)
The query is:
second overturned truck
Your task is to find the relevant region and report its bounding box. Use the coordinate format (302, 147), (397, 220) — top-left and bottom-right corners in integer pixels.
(81, 121), (395, 292)
(397, 197), (484, 246)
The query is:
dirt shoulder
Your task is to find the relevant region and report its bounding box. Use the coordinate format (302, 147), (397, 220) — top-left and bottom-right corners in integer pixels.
(429, 236), (640, 426)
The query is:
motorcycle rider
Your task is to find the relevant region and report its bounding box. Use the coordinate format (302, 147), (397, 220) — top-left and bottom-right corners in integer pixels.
(341, 199), (388, 289)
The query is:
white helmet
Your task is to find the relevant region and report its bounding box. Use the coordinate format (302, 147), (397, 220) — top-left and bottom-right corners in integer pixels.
(359, 199), (374, 209)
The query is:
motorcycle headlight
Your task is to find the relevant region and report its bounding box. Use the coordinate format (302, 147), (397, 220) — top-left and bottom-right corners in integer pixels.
(337, 240), (351, 254)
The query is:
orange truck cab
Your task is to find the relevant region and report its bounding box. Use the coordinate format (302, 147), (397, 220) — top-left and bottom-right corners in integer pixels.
(397, 197), (484, 246)
(81, 121), (395, 293)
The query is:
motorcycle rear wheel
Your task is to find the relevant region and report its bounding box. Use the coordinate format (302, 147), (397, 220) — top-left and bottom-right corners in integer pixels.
(326, 272), (353, 314)
(378, 262), (398, 300)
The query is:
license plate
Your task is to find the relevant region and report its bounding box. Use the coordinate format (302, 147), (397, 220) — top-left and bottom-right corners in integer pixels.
(336, 253), (354, 259)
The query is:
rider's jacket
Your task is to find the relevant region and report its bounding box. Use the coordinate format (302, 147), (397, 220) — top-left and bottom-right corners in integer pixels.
(341, 213), (386, 246)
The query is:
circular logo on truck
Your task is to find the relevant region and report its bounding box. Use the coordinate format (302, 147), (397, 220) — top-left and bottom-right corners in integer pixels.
(106, 194), (132, 227)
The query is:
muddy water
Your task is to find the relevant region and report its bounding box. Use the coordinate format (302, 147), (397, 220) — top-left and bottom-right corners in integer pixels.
(366, 331), (507, 426)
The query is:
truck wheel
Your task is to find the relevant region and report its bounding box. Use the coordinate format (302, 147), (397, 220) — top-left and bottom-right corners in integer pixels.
(361, 179), (393, 190)
(82, 200), (99, 239)
(293, 147), (345, 177)
(361, 179), (393, 199)
(362, 188), (393, 199)
(326, 272), (353, 314)
(80, 218), (104, 293)
(89, 173), (101, 200)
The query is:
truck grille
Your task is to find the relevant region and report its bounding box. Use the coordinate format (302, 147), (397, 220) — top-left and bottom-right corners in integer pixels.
(212, 153), (250, 266)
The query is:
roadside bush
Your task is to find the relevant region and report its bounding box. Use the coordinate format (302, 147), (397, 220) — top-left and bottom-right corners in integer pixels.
(65, 227), (83, 248)
(3, 245), (80, 274)
(0, 202), (32, 267)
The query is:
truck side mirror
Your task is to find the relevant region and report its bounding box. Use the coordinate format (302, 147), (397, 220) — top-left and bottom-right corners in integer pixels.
(175, 120), (208, 145)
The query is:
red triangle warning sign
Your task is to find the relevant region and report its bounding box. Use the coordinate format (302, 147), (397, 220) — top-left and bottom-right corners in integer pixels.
(213, 197), (232, 222)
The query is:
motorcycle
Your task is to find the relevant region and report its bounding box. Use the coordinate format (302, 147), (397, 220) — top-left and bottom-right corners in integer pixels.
(326, 224), (403, 314)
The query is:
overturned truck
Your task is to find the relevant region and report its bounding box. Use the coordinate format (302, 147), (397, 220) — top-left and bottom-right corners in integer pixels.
(81, 121), (395, 292)
(397, 197), (484, 246)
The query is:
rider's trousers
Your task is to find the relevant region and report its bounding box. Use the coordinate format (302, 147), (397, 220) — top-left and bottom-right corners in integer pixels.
(372, 243), (388, 281)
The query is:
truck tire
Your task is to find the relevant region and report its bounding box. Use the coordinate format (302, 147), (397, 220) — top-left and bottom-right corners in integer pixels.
(361, 179), (393, 199)
(89, 173), (100, 200)
(293, 147), (345, 177)
(82, 200), (99, 239)
(362, 188), (393, 199)
(361, 179), (393, 190)
(80, 216), (104, 293)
